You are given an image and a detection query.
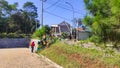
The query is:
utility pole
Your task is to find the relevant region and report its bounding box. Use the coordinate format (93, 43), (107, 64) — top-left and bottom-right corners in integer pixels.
(40, 0), (47, 28)
(41, 0), (43, 27)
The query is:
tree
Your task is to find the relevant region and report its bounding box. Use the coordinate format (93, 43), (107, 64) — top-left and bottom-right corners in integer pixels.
(0, 1), (40, 35)
(0, 0), (18, 33)
(22, 2), (39, 34)
(84, 0), (110, 41)
(84, 0), (120, 44)
(83, 15), (93, 26)
(23, 2), (38, 18)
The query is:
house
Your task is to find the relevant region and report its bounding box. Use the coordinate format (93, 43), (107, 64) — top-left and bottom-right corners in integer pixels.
(51, 21), (71, 37)
(58, 21), (71, 34)
(51, 24), (61, 36)
(76, 27), (91, 40)
(51, 21), (90, 40)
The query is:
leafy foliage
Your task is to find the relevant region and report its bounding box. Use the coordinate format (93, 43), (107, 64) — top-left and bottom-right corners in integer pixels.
(89, 35), (101, 43)
(83, 15), (93, 26)
(0, 0), (40, 35)
(32, 25), (51, 39)
(0, 33), (30, 38)
(84, 0), (120, 45)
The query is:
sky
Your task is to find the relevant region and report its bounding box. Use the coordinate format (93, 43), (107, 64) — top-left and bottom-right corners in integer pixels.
(6, 0), (87, 26)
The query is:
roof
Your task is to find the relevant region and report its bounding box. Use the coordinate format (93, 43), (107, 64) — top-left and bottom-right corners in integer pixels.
(76, 27), (91, 32)
(76, 28), (84, 31)
(58, 21), (71, 33)
(58, 21), (70, 26)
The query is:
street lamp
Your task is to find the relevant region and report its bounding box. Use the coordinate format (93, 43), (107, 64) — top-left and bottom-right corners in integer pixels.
(65, 2), (75, 39)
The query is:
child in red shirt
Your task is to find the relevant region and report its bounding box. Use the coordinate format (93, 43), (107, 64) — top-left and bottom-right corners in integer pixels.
(31, 41), (35, 53)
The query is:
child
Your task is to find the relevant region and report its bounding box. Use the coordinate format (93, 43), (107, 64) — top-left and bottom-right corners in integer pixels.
(31, 41), (35, 53)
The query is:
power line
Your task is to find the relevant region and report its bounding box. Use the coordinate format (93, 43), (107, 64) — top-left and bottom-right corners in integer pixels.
(46, 2), (85, 15)
(44, 10), (71, 21)
(59, 1), (85, 13)
(45, 0), (61, 9)
(45, 1), (86, 15)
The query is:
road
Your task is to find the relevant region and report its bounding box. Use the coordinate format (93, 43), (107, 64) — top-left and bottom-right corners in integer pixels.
(0, 48), (60, 68)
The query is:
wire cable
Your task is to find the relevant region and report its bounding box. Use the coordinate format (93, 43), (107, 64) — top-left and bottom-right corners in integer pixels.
(45, 0), (61, 9)
(44, 10), (71, 21)
(45, 1), (86, 15)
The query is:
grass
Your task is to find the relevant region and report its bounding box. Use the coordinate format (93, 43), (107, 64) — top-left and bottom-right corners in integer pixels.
(37, 41), (120, 68)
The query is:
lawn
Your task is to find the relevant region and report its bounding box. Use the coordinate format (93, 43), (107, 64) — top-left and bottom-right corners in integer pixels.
(37, 41), (120, 68)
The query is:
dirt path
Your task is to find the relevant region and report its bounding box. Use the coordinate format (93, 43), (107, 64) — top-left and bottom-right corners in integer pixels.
(0, 48), (61, 68)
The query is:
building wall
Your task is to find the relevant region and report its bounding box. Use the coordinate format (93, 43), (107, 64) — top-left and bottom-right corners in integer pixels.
(0, 38), (30, 48)
(77, 31), (90, 40)
(51, 27), (60, 33)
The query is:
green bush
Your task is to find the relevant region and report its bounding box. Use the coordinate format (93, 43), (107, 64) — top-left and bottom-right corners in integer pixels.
(0, 33), (6, 38)
(32, 25), (51, 39)
(32, 29), (43, 39)
(61, 32), (69, 39)
(7, 33), (18, 38)
(89, 35), (101, 43)
(0, 33), (30, 38)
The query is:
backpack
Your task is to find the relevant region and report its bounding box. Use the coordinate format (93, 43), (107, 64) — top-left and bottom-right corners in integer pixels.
(31, 41), (35, 47)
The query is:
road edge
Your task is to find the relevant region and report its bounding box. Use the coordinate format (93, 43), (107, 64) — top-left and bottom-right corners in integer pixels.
(34, 53), (63, 68)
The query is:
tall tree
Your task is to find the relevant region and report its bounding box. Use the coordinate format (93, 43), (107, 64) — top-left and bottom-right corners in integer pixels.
(23, 2), (38, 18)
(0, 0), (18, 33)
(22, 2), (39, 34)
(84, 0), (109, 40)
(84, 0), (120, 43)
(0, 1), (40, 34)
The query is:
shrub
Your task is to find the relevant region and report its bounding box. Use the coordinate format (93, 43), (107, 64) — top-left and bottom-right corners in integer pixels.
(89, 35), (101, 43)
(0, 33), (7, 38)
(32, 25), (51, 39)
(32, 29), (43, 39)
(61, 32), (69, 39)
(0, 33), (30, 38)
